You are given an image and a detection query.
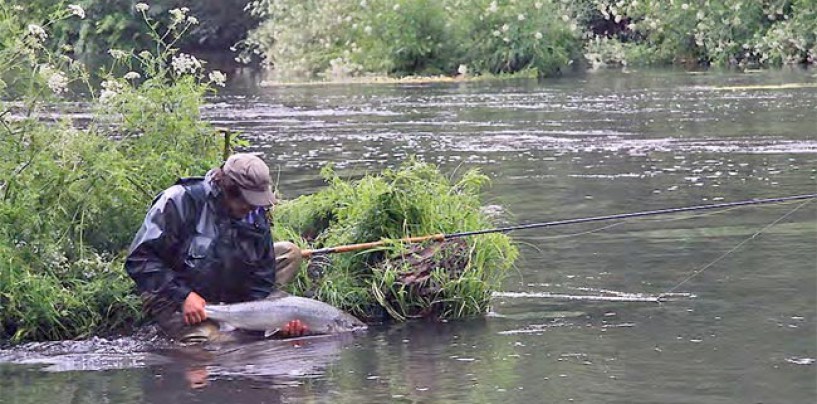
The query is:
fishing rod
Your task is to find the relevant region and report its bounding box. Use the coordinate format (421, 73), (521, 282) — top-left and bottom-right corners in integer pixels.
(300, 193), (817, 258)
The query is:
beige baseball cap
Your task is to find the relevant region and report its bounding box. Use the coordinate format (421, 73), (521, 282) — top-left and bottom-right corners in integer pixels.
(222, 153), (276, 207)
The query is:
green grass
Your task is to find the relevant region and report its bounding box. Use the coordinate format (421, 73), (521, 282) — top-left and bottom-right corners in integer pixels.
(274, 160), (518, 321)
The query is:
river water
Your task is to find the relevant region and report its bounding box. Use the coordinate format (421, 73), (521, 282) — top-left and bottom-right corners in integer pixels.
(1, 68), (815, 403)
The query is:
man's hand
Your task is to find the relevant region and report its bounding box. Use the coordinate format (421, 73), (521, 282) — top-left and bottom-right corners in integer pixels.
(183, 292), (207, 325)
(279, 319), (309, 337)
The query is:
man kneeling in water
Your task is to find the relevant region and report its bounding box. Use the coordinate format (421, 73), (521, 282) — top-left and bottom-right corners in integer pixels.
(125, 153), (308, 342)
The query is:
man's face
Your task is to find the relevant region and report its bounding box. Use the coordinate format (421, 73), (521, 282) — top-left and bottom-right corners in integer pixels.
(223, 192), (255, 219)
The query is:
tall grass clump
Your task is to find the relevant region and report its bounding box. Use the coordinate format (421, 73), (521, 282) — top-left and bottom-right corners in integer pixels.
(273, 160), (518, 321)
(0, 3), (227, 342)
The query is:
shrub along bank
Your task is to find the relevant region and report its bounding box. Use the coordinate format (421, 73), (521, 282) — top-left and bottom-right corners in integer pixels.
(246, 0), (816, 79)
(1, 4), (225, 342)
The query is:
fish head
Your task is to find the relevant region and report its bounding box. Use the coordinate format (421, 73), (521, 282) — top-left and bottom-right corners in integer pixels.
(326, 313), (368, 333)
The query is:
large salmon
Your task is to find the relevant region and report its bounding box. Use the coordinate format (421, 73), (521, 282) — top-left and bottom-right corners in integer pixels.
(203, 291), (367, 337)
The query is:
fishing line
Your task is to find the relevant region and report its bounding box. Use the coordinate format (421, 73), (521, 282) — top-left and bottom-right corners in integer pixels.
(661, 198), (814, 295)
(528, 221), (626, 240)
(302, 194), (817, 257)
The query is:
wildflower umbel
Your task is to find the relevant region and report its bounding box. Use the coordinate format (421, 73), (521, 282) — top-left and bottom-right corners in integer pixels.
(135, 3), (149, 12)
(99, 80), (125, 103)
(208, 70), (227, 87)
(39, 64), (68, 95)
(108, 49), (128, 60)
(68, 4), (85, 19)
(27, 24), (48, 42)
(169, 7), (189, 25)
(171, 53), (203, 74)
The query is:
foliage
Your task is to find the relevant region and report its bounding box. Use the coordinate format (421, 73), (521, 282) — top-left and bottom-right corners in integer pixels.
(0, 3), (226, 342)
(584, 0), (816, 66)
(273, 160), (518, 320)
(449, 0), (581, 77)
(2, 0), (258, 61)
(247, 0), (582, 79)
(247, 0), (815, 78)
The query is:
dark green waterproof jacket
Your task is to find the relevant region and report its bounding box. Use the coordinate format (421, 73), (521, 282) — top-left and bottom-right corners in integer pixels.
(125, 171), (276, 306)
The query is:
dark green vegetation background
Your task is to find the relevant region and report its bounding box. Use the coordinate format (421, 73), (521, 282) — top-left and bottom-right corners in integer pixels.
(7, 1), (815, 78)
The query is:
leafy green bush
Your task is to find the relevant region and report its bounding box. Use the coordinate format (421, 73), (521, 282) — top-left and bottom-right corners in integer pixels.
(352, 0), (453, 75)
(588, 0), (816, 66)
(0, 3), (225, 342)
(3, 1), (258, 61)
(247, 0), (815, 77)
(449, 0), (581, 77)
(273, 160), (518, 320)
(248, 0), (582, 79)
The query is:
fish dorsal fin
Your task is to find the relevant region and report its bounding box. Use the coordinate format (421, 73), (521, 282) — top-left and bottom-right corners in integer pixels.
(264, 328), (280, 338)
(266, 290), (290, 300)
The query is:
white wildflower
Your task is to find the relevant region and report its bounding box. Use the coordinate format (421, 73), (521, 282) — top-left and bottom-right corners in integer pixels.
(208, 70), (227, 87)
(393, 4), (400, 11)
(364, 25), (372, 35)
(501, 24), (509, 32)
(614, 14), (622, 23)
(68, 4), (85, 19)
(169, 8), (186, 24)
(138, 50), (152, 59)
(171, 53), (202, 74)
(492, 30), (501, 37)
(48, 72), (69, 94)
(27, 24), (48, 42)
(681, 3), (689, 10)
(518, 14), (525, 21)
(39, 64), (68, 95)
(488, 1), (498, 13)
(534, 32), (543, 40)
(108, 49), (128, 60)
(187, 16), (199, 25)
(99, 80), (124, 103)
(135, 3), (149, 12)
(123, 71), (141, 80)
(562, 15), (570, 22)
(697, 10), (705, 20)
(534, 2), (543, 10)
(649, 20), (658, 29)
